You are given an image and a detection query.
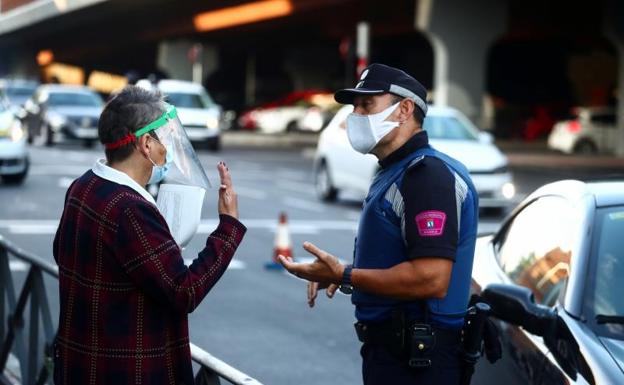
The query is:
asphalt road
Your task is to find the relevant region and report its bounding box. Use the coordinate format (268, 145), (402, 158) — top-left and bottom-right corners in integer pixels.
(0, 143), (600, 384)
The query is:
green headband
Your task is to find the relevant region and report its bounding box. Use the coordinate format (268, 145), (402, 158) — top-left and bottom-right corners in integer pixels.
(134, 103), (178, 137)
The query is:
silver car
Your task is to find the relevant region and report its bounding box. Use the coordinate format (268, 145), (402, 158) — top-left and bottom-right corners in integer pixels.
(22, 85), (104, 147)
(473, 179), (624, 384)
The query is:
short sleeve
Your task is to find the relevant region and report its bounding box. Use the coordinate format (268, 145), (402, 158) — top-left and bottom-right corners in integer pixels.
(399, 157), (459, 261)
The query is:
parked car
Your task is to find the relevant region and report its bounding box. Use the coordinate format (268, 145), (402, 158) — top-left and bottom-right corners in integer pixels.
(314, 105), (516, 209)
(0, 79), (38, 115)
(137, 79), (222, 151)
(238, 90), (337, 134)
(0, 96), (29, 184)
(22, 85), (104, 147)
(548, 107), (618, 155)
(472, 179), (624, 384)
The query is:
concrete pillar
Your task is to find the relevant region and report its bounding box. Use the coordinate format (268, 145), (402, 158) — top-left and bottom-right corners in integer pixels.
(157, 40), (218, 83)
(603, 0), (624, 157)
(0, 45), (38, 78)
(417, 0), (508, 125)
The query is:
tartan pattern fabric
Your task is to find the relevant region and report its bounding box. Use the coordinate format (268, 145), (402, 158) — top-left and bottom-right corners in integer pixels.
(52, 170), (246, 384)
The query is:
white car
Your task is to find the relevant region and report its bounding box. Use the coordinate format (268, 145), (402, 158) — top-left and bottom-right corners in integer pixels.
(0, 98), (28, 184)
(314, 105), (516, 209)
(237, 91), (336, 134)
(138, 79), (222, 151)
(548, 107), (617, 155)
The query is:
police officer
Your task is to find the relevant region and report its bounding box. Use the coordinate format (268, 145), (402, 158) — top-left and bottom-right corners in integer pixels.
(279, 63), (479, 385)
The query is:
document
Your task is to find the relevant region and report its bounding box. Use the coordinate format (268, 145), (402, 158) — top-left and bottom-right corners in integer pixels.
(156, 184), (206, 248)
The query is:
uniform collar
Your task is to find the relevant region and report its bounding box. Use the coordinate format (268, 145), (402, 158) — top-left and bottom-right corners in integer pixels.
(91, 159), (157, 206)
(379, 130), (429, 169)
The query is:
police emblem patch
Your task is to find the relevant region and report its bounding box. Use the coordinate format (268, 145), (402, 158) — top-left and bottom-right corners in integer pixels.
(415, 211), (446, 237)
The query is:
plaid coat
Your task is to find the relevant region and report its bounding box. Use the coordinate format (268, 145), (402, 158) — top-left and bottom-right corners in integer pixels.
(53, 170), (246, 385)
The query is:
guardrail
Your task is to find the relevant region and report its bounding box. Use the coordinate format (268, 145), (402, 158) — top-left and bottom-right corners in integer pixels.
(0, 234), (262, 385)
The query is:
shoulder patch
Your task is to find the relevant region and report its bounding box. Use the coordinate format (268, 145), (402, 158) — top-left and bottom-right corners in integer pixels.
(415, 210), (446, 237)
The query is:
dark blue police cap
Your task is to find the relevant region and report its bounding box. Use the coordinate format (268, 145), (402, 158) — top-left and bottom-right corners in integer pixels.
(334, 63), (428, 116)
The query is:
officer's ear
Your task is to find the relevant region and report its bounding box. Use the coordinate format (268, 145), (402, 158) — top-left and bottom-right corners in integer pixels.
(398, 98), (415, 124)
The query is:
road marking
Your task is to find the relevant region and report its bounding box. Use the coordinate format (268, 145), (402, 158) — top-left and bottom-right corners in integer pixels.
(282, 197), (326, 213)
(7, 223), (58, 234)
(9, 260), (29, 272)
(183, 258), (246, 270)
(277, 181), (315, 194)
(0, 219), (359, 235)
(58, 177), (74, 189)
(235, 187), (268, 200)
(0, 218), (500, 236)
(29, 165), (87, 176)
(277, 170), (307, 181)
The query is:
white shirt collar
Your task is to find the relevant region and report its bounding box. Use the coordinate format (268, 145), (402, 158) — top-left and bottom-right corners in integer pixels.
(91, 159), (157, 205)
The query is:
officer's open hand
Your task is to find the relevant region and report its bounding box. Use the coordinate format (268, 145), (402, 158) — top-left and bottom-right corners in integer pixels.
(278, 242), (344, 306)
(217, 162), (238, 219)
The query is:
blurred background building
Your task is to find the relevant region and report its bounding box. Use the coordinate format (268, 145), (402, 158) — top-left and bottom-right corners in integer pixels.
(1, 0), (623, 149)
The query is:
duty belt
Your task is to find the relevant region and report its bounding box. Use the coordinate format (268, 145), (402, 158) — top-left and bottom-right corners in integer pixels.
(354, 319), (462, 346)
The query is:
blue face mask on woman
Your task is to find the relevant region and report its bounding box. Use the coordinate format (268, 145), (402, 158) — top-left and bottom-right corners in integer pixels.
(147, 140), (174, 185)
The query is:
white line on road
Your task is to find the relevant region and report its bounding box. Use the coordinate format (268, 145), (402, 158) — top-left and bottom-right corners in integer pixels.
(183, 258), (246, 270)
(282, 197), (326, 213)
(0, 219), (359, 235)
(29, 165), (88, 176)
(0, 219), (498, 236)
(235, 187), (268, 200)
(277, 181), (315, 194)
(9, 260), (29, 272)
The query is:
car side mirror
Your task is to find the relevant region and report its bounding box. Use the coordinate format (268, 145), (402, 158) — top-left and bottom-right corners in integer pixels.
(479, 131), (494, 144)
(482, 283), (558, 337)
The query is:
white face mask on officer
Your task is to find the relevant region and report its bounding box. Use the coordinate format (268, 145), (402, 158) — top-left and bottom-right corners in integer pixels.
(346, 102), (400, 154)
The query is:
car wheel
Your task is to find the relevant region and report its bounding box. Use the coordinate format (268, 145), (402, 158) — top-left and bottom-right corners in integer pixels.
(315, 162), (338, 202)
(44, 124), (54, 147)
(573, 139), (597, 155)
(83, 139), (95, 148)
(286, 121), (299, 132)
(208, 137), (221, 152)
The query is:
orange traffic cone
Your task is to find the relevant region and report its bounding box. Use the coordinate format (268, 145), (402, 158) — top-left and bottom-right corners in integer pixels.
(265, 212), (292, 270)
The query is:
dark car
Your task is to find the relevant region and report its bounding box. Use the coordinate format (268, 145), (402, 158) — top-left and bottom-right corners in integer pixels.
(22, 85), (103, 147)
(472, 180), (624, 384)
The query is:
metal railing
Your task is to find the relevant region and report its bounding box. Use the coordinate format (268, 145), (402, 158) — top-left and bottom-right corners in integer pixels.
(0, 234), (262, 385)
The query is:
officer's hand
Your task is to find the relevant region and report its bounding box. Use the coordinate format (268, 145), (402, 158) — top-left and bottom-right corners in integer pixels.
(307, 281), (339, 308)
(278, 242), (344, 284)
(217, 162), (238, 219)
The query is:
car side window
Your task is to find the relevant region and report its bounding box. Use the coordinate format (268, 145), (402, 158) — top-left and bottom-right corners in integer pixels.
(590, 112), (616, 125)
(495, 197), (577, 307)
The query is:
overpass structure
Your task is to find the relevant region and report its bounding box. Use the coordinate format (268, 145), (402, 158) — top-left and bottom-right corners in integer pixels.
(1, 0), (623, 154)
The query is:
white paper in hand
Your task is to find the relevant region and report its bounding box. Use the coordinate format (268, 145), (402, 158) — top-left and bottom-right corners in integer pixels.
(156, 183), (206, 248)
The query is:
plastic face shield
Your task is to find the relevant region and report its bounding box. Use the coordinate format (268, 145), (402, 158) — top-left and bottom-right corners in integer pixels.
(135, 103), (211, 190)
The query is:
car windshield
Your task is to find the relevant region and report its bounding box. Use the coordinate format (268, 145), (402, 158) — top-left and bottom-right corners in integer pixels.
(4, 85), (37, 104)
(48, 92), (103, 107)
(423, 115), (479, 141)
(589, 206), (624, 339)
(166, 92), (214, 109)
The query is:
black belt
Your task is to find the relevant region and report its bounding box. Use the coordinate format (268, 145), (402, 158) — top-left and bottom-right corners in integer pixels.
(355, 319), (462, 346)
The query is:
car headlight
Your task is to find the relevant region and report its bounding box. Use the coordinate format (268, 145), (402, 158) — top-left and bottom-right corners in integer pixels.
(206, 117), (219, 129)
(47, 112), (67, 129)
(501, 182), (515, 199)
(10, 119), (24, 142)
